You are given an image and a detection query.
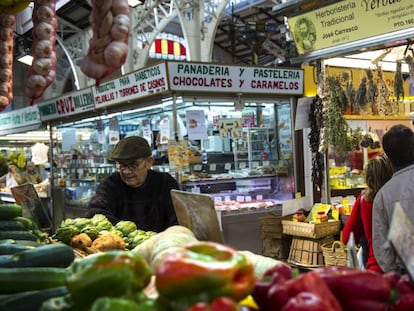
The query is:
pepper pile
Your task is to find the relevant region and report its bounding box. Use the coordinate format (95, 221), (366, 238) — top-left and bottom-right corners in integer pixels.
(252, 263), (414, 311)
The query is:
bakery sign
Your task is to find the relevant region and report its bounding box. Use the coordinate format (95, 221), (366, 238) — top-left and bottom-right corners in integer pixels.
(167, 61), (304, 95)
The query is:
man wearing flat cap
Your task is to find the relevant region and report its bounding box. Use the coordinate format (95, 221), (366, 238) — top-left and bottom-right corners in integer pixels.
(86, 136), (179, 232)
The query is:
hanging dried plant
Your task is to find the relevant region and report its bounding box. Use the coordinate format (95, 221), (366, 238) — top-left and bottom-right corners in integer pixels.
(323, 75), (350, 154)
(355, 76), (368, 107)
(342, 71), (356, 111)
(326, 75), (348, 113)
(394, 60), (405, 104)
(366, 69), (378, 114)
(405, 55), (414, 83)
(376, 66), (393, 115)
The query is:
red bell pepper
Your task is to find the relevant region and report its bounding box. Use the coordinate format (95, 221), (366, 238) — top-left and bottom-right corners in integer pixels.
(187, 297), (240, 311)
(267, 271), (342, 311)
(314, 266), (391, 311)
(252, 262), (293, 311)
(281, 292), (336, 311)
(155, 241), (255, 310)
(389, 273), (414, 311)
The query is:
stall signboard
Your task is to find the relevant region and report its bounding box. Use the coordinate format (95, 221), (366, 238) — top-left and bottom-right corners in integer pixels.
(287, 0), (414, 55)
(0, 105), (41, 134)
(92, 62), (169, 109)
(167, 61), (304, 95)
(38, 88), (94, 121)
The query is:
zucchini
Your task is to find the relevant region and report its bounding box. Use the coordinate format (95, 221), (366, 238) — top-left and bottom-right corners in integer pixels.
(0, 243), (75, 268)
(0, 230), (39, 241)
(14, 216), (38, 230)
(0, 220), (26, 231)
(0, 286), (68, 311)
(0, 239), (42, 247)
(0, 204), (22, 220)
(0, 244), (35, 255)
(0, 267), (68, 294)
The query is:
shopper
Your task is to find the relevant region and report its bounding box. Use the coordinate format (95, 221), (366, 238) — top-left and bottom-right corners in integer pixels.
(372, 124), (414, 273)
(342, 153), (394, 273)
(21, 161), (43, 184)
(86, 136), (179, 232)
(0, 164), (23, 189)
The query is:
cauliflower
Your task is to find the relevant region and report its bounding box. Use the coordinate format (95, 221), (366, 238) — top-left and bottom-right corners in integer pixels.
(114, 220), (137, 236)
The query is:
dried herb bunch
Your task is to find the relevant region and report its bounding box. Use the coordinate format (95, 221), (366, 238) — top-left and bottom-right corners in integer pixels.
(394, 60), (405, 104)
(342, 71), (356, 113)
(366, 69), (378, 114)
(324, 75), (350, 154)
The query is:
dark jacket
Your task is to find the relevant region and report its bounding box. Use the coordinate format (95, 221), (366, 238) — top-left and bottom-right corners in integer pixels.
(86, 170), (179, 232)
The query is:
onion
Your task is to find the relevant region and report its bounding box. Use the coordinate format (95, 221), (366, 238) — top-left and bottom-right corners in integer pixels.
(98, 13), (114, 38)
(104, 41), (128, 67)
(24, 86), (44, 100)
(0, 41), (13, 54)
(38, 0), (56, 9)
(111, 0), (130, 15)
(80, 56), (108, 80)
(34, 22), (55, 40)
(1, 15), (15, 28)
(0, 28), (14, 41)
(26, 74), (47, 91)
(36, 6), (55, 24)
(34, 40), (53, 58)
(33, 58), (53, 76)
(0, 69), (12, 83)
(45, 69), (56, 86)
(0, 95), (9, 107)
(0, 55), (12, 69)
(111, 14), (130, 41)
(0, 82), (10, 97)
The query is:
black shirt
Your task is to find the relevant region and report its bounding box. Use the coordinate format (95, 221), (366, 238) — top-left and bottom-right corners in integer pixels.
(86, 170), (179, 232)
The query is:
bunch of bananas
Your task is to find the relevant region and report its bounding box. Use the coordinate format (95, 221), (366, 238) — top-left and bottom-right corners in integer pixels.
(0, 0), (31, 15)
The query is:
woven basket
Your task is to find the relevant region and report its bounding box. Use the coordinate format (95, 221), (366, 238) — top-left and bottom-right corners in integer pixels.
(321, 241), (348, 266)
(281, 220), (340, 239)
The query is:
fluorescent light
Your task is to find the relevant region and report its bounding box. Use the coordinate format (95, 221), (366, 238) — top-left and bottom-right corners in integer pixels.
(128, 0), (143, 7)
(17, 54), (33, 66)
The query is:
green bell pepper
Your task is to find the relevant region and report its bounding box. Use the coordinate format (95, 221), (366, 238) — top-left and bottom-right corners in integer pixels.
(66, 250), (152, 305)
(155, 241), (255, 310)
(90, 297), (141, 311)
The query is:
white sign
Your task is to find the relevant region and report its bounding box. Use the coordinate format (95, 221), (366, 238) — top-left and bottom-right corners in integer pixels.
(186, 110), (208, 140)
(0, 106), (41, 133)
(167, 61), (304, 95)
(38, 88), (94, 121)
(93, 63), (169, 109)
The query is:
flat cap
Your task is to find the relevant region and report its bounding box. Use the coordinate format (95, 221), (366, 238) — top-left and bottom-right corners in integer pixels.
(110, 136), (152, 161)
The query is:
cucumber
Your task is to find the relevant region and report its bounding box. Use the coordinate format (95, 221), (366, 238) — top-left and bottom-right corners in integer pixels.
(0, 204), (22, 220)
(0, 244), (35, 255)
(0, 231), (39, 241)
(0, 267), (68, 294)
(0, 286), (68, 311)
(0, 243), (75, 268)
(0, 220), (26, 231)
(14, 216), (38, 230)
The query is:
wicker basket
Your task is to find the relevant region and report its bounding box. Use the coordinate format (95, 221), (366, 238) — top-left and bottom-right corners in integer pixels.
(321, 241), (348, 266)
(281, 220), (340, 239)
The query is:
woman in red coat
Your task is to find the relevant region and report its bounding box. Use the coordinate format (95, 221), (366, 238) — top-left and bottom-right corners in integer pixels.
(342, 153), (394, 273)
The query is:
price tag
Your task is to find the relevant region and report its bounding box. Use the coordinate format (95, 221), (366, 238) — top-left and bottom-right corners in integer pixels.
(256, 194), (263, 201)
(236, 195), (245, 202)
(209, 164), (216, 171)
(193, 164), (202, 171)
(224, 163), (232, 170)
(252, 161), (259, 168)
(263, 160), (270, 166)
(191, 187), (201, 193)
(224, 196), (231, 202)
(245, 195), (252, 202)
(239, 162), (247, 169)
(214, 197), (222, 204)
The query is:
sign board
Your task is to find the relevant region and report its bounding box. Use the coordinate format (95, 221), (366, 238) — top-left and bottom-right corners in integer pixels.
(92, 62), (168, 109)
(288, 0), (414, 55)
(167, 61), (304, 95)
(0, 105), (41, 134)
(38, 88), (95, 121)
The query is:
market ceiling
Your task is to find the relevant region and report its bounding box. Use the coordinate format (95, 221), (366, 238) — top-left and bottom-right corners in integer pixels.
(16, 0), (340, 67)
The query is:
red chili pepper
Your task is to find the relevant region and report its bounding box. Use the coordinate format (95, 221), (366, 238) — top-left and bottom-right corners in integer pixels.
(267, 271), (342, 311)
(281, 292), (336, 311)
(314, 266), (391, 304)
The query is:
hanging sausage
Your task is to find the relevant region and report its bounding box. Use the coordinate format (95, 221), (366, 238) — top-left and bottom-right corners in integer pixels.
(80, 0), (131, 85)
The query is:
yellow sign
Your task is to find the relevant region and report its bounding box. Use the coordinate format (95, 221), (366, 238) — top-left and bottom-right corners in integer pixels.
(288, 0), (414, 55)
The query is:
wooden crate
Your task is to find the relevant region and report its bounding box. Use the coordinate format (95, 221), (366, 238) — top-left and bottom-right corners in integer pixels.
(287, 236), (334, 268)
(260, 213), (291, 239)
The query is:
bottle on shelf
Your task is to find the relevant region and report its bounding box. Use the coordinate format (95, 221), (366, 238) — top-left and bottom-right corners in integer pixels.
(202, 150), (208, 164)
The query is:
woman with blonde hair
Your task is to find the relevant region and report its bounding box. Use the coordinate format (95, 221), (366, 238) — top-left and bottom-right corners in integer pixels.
(342, 153), (394, 273)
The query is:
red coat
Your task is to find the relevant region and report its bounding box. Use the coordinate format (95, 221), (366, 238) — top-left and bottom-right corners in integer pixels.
(342, 192), (383, 273)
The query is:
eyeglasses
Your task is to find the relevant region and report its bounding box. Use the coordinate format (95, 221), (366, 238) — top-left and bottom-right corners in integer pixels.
(116, 159), (147, 172)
